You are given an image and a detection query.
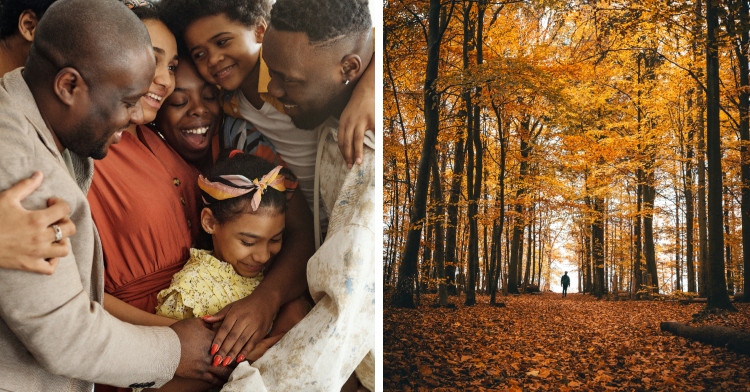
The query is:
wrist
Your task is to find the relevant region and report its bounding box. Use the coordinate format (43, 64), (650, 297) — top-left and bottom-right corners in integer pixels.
(250, 281), (284, 311)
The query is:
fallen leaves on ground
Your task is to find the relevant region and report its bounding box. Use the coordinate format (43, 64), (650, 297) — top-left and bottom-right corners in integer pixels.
(384, 293), (750, 391)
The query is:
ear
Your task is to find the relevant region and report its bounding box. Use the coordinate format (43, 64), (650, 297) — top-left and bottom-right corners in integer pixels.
(255, 19), (267, 44)
(340, 54), (363, 83)
(201, 207), (218, 234)
(53, 67), (88, 107)
(17, 10), (39, 42)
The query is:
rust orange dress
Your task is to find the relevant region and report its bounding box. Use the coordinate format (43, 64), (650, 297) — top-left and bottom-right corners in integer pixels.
(89, 125), (202, 314)
(88, 126), (202, 392)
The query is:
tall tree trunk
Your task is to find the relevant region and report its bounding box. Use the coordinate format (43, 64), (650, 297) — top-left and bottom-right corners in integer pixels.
(420, 211), (433, 295)
(579, 229), (585, 293)
(676, 185), (682, 291)
(463, 0), (481, 306)
(392, 0), (445, 308)
(733, 0), (750, 301)
(592, 197), (605, 299)
(634, 172), (643, 296)
(517, 224), (524, 285)
(724, 184), (734, 294)
(444, 6), (466, 298)
(531, 215), (537, 286)
(643, 168), (659, 293)
(582, 206), (592, 294)
(705, 0), (736, 310)
(445, 140), (465, 296)
(695, 0), (709, 298)
(431, 151), (450, 306)
(524, 208), (534, 287)
(489, 109), (506, 305)
(386, 163), (399, 286)
(697, 102), (709, 297)
(537, 230), (544, 287)
(683, 108), (697, 292)
(637, 48), (660, 295)
(507, 118), (532, 294)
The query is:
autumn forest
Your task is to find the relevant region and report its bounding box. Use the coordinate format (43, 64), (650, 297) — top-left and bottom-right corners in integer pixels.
(384, 0), (750, 389)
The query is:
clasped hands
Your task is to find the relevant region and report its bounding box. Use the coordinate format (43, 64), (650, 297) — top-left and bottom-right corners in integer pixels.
(169, 293), (300, 386)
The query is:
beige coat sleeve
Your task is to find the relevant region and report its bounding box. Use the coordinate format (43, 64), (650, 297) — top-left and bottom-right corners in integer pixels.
(0, 105), (180, 388)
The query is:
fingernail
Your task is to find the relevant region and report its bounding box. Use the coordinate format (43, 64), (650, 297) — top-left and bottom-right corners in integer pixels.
(211, 343), (219, 355)
(236, 354), (245, 363)
(356, 158), (362, 165)
(222, 356), (233, 366)
(213, 355), (222, 367)
(202, 315), (212, 321)
(31, 171), (41, 179)
(347, 163), (352, 170)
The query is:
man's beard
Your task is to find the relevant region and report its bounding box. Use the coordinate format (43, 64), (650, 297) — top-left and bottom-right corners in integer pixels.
(59, 121), (112, 160)
(289, 110), (329, 130)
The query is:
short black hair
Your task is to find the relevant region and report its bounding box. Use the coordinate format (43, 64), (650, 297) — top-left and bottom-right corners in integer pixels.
(206, 154), (294, 224)
(26, 0), (151, 86)
(269, 0), (371, 44)
(0, 0), (57, 39)
(160, 0), (270, 53)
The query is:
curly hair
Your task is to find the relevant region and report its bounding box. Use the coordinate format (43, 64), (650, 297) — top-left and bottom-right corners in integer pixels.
(160, 0), (270, 53)
(205, 154), (295, 224)
(269, 0), (370, 44)
(0, 0), (57, 39)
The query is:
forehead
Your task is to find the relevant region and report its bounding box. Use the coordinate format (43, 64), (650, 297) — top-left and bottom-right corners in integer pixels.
(184, 13), (248, 45)
(224, 210), (285, 232)
(144, 19), (176, 53)
(263, 27), (330, 77)
(174, 62), (205, 89)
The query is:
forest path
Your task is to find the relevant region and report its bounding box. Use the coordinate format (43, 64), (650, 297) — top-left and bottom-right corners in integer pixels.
(384, 293), (750, 391)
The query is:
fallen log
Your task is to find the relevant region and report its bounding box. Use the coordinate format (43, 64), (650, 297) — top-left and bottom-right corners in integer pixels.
(678, 298), (707, 305)
(660, 321), (750, 355)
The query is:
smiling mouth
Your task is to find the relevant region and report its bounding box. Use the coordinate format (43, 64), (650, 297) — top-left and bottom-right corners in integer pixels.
(183, 126), (209, 135)
(214, 64), (235, 80)
(181, 126), (209, 146)
(146, 92), (163, 102)
(144, 92), (164, 108)
(243, 264), (263, 272)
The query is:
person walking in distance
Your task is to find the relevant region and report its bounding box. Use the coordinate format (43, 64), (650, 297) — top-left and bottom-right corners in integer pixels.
(561, 271), (571, 298)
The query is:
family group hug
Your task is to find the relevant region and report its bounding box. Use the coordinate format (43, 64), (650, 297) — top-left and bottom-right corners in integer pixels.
(0, 0), (377, 390)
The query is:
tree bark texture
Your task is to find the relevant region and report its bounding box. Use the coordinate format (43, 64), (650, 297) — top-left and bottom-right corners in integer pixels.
(704, 0), (735, 311)
(392, 0), (443, 308)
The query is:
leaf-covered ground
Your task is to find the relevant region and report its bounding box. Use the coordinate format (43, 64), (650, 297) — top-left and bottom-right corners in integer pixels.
(384, 293), (750, 391)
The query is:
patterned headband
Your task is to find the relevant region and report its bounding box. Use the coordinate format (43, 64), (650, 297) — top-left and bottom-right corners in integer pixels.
(198, 166), (289, 211)
(122, 0), (155, 9)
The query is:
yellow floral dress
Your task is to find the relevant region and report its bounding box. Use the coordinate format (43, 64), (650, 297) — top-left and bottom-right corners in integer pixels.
(156, 248), (263, 319)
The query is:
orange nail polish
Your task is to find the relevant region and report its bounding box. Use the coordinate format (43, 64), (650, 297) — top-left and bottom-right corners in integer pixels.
(213, 355), (222, 367)
(236, 354), (245, 363)
(211, 343), (219, 355)
(222, 356), (233, 366)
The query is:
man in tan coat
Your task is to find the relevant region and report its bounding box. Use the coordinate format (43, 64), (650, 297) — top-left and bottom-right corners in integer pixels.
(0, 0), (231, 390)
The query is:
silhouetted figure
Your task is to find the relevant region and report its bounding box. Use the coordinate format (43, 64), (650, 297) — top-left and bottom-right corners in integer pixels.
(561, 272), (570, 297)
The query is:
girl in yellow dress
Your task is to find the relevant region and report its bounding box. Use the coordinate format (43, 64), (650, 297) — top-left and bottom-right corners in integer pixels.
(155, 152), (301, 367)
